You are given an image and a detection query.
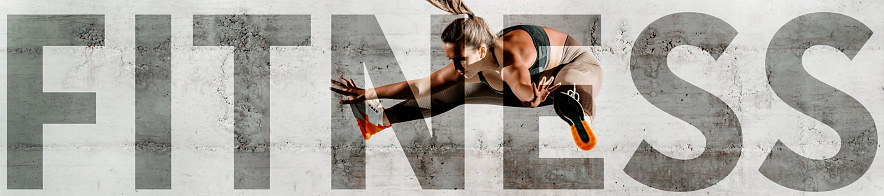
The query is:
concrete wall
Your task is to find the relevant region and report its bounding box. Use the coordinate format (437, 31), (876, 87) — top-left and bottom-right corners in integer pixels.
(1, 0), (884, 195)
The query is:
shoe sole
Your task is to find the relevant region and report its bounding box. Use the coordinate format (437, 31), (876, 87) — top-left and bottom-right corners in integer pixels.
(554, 92), (597, 151)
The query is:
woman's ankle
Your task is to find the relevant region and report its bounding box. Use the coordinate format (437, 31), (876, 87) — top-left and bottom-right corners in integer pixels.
(381, 113), (394, 127)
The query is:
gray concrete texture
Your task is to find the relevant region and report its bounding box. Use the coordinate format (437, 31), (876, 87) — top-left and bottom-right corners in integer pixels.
(626, 12), (742, 191)
(7, 15), (102, 189)
(1, 0), (884, 195)
(194, 15), (310, 189)
(135, 15), (172, 189)
(761, 12), (876, 192)
(331, 15), (465, 189)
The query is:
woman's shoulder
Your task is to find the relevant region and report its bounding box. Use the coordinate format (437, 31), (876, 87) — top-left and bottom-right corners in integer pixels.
(495, 30), (534, 53)
(498, 28), (531, 43)
(493, 30), (536, 69)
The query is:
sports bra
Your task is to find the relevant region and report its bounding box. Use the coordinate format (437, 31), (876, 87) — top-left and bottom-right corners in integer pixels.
(478, 25), (550, 95)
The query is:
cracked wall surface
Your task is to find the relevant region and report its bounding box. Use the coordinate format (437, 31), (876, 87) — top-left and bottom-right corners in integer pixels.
(1, 0), (884, 195)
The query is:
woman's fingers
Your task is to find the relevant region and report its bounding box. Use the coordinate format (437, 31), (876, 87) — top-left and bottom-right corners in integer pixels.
(340, 98), (358, 104)
(332, 77), (363, 90)
(340, 98), (357, 104)
(330, 76), (366, 105)
(340, 96), (365, 104)
(339, 77), (351, 87)
(329, 87), (354, 96)
(548, 83), (562, 92)
(331, 79), (346, 88)
(532, 82), (540, 93)
(341, 77), (351, 87)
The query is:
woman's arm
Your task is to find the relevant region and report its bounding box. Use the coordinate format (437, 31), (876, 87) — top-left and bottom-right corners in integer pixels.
(333, 62), (462, 104)
(502, 60), (535, 103)
(372, 62), (462, 99)
(500, 39), (560, 108)
(502, 62), (560, 108)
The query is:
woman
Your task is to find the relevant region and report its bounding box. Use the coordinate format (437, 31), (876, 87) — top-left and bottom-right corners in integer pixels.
(330, 0), (603, 150)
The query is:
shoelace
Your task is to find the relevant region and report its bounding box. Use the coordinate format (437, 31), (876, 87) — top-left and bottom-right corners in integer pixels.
(564, 84), (579, 101)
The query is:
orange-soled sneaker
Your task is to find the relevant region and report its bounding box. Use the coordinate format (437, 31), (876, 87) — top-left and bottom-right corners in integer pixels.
(349, 99), (390, 140)
(554, 88), (597, 151)
(570, 120), (596, 151)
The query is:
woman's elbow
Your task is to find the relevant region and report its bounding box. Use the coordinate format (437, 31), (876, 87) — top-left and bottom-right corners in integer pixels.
(522, 100), (538, 108)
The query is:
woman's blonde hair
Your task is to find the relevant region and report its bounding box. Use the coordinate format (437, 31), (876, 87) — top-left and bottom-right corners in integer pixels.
(426, 0), (496, 49)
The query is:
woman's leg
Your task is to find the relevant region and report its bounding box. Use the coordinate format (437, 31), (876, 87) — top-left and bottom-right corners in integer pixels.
(355, 79), (536, 140)
(384, 81), (508, 124)
(548, 37), (603, 150)
(552, 38), (602, 119)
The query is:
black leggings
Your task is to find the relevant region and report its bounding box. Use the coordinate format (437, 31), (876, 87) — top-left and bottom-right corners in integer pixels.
(385, 82), (550, 124)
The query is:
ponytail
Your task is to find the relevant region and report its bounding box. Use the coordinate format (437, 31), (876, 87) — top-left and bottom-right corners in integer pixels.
(427, 0), (496, 50)
(426, 0), (473, 15)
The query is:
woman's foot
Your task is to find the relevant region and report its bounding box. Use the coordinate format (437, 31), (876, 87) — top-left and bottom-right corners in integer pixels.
(554, 89), (597, 151)
(349, 99), (390, 140)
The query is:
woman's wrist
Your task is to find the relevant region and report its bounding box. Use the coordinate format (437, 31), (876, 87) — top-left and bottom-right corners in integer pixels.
(365, 88), (378, 100)
(523, 95), (539, 107)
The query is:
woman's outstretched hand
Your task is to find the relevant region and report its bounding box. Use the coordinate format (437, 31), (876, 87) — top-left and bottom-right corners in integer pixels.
(523, 76), (561, 108)
(330, 77), (366, 104)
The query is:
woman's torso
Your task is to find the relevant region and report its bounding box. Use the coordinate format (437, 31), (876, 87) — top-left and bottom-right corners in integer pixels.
(474, 25), (570, 93)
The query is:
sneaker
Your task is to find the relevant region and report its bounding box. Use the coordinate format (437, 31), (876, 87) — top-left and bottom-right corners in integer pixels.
(554, 87), (596, 151)
(349, 99), (390, 140)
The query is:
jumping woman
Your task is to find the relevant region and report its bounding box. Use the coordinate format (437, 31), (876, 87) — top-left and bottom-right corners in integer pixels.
(330, 0), (603, 150)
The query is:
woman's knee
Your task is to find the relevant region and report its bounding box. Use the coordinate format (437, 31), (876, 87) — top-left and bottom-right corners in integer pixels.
(551, 68), (597, 117)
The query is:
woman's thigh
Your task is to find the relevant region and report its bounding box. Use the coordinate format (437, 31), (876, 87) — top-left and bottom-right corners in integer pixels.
(552, 49), (603, 117)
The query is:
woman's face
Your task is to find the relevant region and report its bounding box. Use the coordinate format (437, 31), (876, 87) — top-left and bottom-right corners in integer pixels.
(443, 42), (485, 78)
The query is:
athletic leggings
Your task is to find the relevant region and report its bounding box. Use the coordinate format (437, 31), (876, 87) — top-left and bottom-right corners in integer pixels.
(386, 35), (603, 124)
